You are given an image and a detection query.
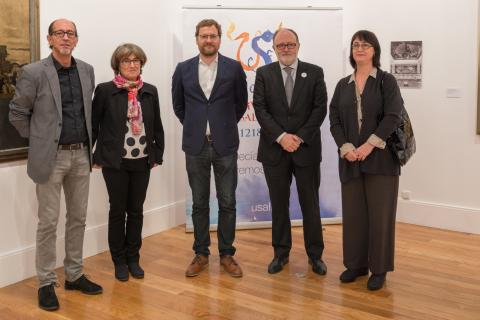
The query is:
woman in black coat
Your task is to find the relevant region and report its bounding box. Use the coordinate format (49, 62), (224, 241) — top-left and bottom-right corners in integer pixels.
(92, 43), (164, 281)
(329, 30), (403, 290)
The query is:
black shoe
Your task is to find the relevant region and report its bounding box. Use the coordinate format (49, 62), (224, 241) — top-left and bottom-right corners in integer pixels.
(340, 268), (369, 283)
(268, 256), (289, 274)
(115, 264), (129, 281)
(65, 275), (103, 295)
(367, 273), (386, 291)
(128, 262), (145, 279)
(38, 283), (59, 311)
(308, 258), (327, 275)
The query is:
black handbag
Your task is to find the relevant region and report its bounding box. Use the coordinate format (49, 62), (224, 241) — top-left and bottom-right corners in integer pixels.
(381, 72), (416, 166)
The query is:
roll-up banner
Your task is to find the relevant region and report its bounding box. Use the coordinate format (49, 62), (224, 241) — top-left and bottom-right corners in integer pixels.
(180, 7), (343, 231)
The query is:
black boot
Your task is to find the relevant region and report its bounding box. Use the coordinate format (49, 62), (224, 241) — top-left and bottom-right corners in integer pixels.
(115, 264), (129, 281)
(367, 273), (386, 291)
(128, 262), (145, 279)
(38, 283), (59, 311)
(65, 275), (103, 294)
(339, 268), (369, 283)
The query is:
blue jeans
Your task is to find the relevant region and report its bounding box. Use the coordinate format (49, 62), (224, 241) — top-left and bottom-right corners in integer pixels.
(186, 140), (237, 257)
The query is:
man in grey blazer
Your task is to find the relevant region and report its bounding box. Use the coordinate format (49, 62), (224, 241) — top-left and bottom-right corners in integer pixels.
(9, 19), (102, 311)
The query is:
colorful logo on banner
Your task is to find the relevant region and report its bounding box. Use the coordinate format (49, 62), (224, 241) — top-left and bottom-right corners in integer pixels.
(226, 22), (282, 72)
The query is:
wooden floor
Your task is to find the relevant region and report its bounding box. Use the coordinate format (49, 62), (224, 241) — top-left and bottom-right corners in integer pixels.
(1, 223), (479, 320)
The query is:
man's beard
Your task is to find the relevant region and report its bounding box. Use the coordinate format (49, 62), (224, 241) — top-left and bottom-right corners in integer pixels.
(200, 45), (218, 56)
(59, 48), (72, 55)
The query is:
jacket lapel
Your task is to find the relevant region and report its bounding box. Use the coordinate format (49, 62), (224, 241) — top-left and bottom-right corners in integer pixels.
(192, 55), (208, 101)
(112, 85), (129, 125)
(44, 56), (62, 119)
(76, 61), (91, 120)
(290, 60), (306, 110)
(209, 53), (224, 99)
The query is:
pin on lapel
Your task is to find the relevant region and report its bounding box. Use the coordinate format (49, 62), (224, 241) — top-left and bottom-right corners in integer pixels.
(301, 72), (307, 78)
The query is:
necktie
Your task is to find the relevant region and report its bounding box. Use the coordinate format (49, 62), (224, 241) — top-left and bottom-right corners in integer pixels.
(284, 66), (294, 107)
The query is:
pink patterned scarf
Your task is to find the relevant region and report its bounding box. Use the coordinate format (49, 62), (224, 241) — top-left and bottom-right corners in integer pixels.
(113, 74), (144, 135)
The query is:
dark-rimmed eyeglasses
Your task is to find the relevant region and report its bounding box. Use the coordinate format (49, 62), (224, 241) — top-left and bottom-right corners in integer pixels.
(120, 59), (141, 66)
(275, 43), (297, 50)
(352, 43), (373, 50)
(198, 34), (219, 41)
(51, 30), (76, 39)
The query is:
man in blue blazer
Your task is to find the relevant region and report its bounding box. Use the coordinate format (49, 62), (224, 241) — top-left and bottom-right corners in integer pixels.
(172, 19), (248, 278)
(253, 28), (328, 275)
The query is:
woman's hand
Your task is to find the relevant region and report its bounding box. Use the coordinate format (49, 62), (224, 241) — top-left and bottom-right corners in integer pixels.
(92, 163), (102, 169)
(344, 150), (358, 162)
(356, 142), (375, 161)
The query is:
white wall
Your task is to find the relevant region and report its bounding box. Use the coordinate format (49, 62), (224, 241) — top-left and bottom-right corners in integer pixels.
(1, 0), (479, 287)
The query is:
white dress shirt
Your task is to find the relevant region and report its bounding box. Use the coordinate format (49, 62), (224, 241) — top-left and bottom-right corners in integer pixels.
(198, 55), (218, 135)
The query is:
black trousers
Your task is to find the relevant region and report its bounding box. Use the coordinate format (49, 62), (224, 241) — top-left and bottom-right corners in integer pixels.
(102, 158), (150, 265)
(263, 153), (324, 259)
(341, 173), (399, 274)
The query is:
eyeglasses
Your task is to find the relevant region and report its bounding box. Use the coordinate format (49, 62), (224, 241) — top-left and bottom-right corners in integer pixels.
(352, 43), (373, 50)
(120, 59), (141, 66)
(198, 34), (219, 40)
(51, 30), (76, 39)
(275, 43), (297, 50)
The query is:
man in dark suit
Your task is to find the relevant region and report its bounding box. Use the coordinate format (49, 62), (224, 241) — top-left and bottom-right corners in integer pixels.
(9, 19), (102, 311)
(253, 28), (328, 275)
(172, 19), (248, 278)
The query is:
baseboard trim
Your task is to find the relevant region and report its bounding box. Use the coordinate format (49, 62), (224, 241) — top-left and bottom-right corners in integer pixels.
(397, 199), (480, 234)
(184, 217), (343, 232)
(0, 201), (185, 288)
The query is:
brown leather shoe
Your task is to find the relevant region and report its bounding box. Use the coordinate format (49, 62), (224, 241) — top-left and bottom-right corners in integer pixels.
(220, 255), (243, 278)
(185, 255), (209, 277)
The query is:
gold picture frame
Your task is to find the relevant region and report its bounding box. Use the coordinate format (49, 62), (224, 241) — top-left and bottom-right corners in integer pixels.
(0, 0), (39, 162)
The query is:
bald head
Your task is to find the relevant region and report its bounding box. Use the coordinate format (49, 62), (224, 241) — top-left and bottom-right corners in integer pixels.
(272, 28), (299, 44)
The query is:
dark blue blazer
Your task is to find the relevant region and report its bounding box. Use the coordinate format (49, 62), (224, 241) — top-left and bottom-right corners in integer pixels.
(172, 53), (248, 156)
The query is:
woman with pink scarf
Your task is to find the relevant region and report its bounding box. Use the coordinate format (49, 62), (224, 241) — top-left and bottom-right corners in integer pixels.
(92, 43), (164, 281)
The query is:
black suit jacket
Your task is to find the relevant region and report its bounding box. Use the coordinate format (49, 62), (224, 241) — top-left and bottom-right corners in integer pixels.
(92, 81), (164, 169)
(172, 53), (248, 156)
(253, 60), (327, 166)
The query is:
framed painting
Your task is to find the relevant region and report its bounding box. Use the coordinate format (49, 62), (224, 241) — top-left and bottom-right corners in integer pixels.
(0, 0), (39, 162)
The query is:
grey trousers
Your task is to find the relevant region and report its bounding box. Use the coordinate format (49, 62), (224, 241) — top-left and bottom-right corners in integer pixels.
(36, 148), (90, 287)
(341, 173), (399, 274)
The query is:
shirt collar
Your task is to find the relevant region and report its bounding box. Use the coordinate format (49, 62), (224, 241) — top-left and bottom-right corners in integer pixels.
(52, 55), (76, 71)
(348, 67), (377, 83)
(199, 54), (219, 66)
(279, 59), (298, 71)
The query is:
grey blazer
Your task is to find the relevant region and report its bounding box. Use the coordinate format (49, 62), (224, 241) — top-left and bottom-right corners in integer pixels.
(9, 54), (95, 184)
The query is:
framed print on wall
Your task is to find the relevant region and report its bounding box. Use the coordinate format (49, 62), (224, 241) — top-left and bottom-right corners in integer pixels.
(0, 0), (39, 162)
